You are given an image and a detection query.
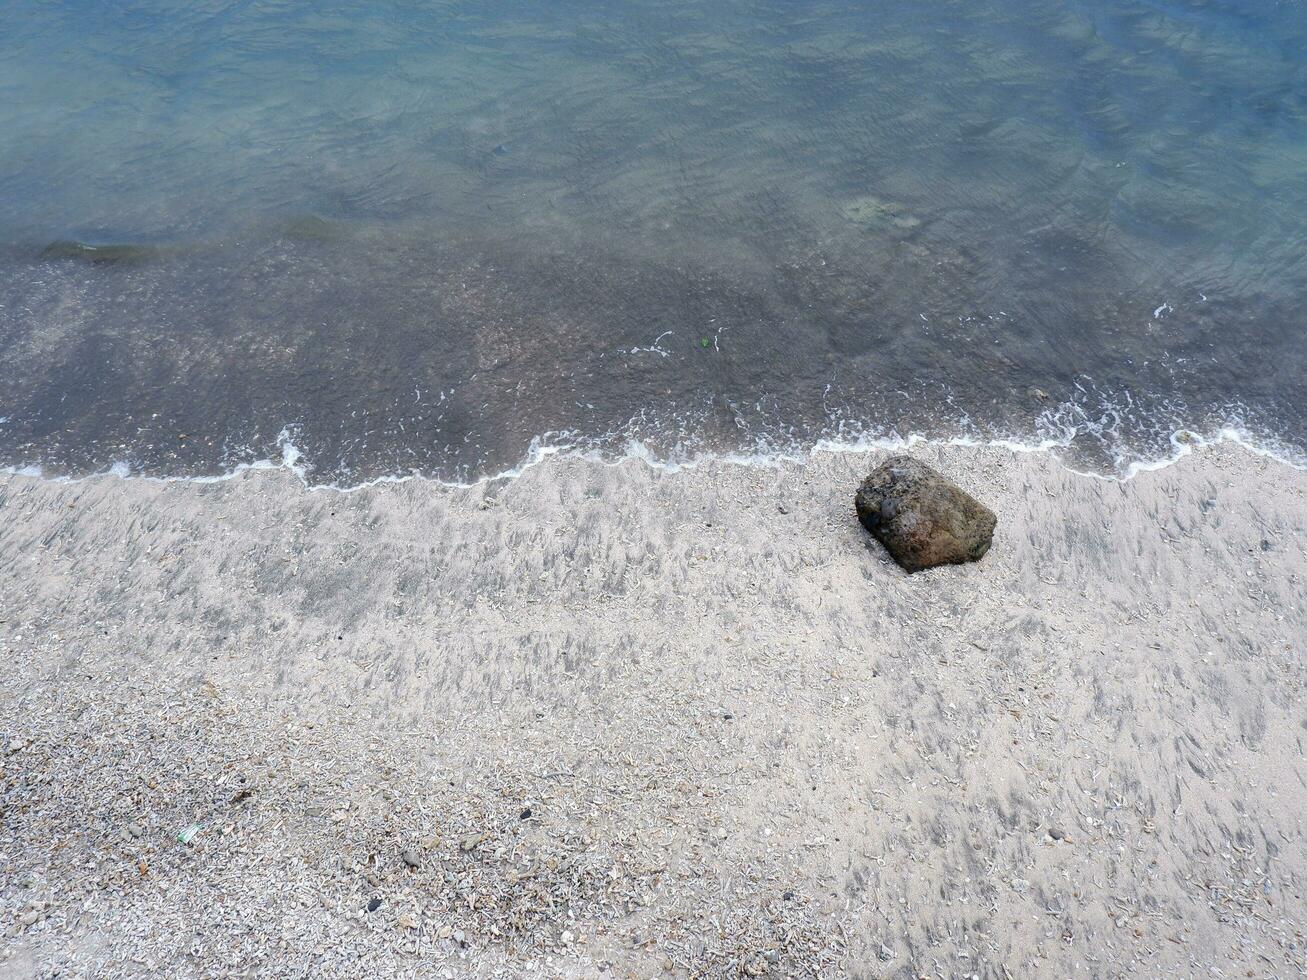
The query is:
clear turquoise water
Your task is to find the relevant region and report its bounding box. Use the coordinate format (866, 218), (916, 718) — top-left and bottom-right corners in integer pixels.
(1, 0), (1305, 480)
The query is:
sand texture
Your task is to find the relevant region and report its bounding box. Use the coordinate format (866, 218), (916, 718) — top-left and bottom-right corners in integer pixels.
(0, 442), (1304, 978)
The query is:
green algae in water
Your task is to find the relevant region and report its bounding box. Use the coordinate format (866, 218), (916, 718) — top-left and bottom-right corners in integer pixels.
(839, 195), (921, 230)
(40, 240), (159, 266)
(281, 215), (347, 243)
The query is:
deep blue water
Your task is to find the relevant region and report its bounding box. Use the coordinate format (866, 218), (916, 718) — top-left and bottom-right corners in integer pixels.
(1, 0), (1304, 481)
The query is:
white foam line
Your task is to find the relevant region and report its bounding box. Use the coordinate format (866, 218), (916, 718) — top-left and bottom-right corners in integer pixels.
(2, 424), (1303, 493)
(0, 428), (574, 494)
(785, 427), (1303, 483)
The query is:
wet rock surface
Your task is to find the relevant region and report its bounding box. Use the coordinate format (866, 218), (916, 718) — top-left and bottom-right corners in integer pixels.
(855, 455), (997, 572)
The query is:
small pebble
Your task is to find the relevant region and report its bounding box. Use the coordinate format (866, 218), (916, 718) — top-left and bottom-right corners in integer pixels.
(366, 897), (382, 913)
(126, 822), (144, 839)
(401, 848), (421, 869)
(519, 807), (532, 820)
(1048, 826), (1067, 841)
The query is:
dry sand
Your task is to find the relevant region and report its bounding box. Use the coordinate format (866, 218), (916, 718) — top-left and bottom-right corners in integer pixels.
(0, 442), (1304, 978)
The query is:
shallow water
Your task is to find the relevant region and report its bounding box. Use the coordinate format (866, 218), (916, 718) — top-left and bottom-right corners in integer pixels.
(1, 0), (1304, 482)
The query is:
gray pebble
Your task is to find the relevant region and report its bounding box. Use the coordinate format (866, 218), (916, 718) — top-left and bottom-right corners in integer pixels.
(126, 822), (144, 839)
(401, 848), (421, 869)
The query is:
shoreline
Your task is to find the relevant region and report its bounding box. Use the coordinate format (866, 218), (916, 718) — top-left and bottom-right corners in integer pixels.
(3, 421), (1305, 494)
(2, 441), (1305, 977)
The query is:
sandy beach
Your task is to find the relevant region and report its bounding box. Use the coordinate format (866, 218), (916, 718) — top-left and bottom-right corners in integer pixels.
(1, 441), (1304, 978)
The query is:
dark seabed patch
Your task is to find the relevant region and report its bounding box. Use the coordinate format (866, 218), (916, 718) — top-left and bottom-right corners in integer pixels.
(1, 211), (1302, 483)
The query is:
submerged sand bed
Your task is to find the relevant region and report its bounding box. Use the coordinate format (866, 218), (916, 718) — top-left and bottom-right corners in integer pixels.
(0, 443), (1304, 978)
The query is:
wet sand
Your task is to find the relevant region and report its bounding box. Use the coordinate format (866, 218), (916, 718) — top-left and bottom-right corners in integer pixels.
(1, 442), (1304, 978)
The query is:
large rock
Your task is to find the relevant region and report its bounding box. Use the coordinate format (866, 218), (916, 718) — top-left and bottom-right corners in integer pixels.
(855, 455), (996, 573)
